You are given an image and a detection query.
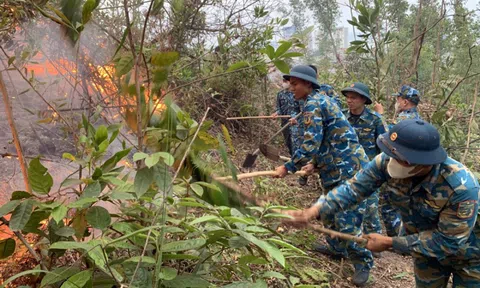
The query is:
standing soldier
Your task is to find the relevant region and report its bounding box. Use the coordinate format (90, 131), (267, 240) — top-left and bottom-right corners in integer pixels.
(274, 65), (373, 286)
(284, 119), (480, 288)
(271, 78), (297, 156)
(341, 83), (386, 252)
(374, 85), (422, 237)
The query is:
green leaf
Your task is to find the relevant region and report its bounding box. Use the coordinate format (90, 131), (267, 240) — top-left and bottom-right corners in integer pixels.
(40, 267), (81, 287)
(52, 205), (68, 224)
(151, 51), (179, 66)
(134, 167), (154, 198)
(189, 215), (220, 225)
(92, 167), (103, 180)
(156, 152), (174, 166)
(162, 239), (206, 252)
(263, 271), (286, 280)
(7, 56), (15, 67)
(145, 154), (161, 168)
(133, 152), (149, 161)
(159, 267), (177, 280)
(85, 206), (111, 230)
(61, 178), (83, 188)
(265, 45), (275, 60)
(222, 282), (267, 288)
(227, 61), (249, 72)
(55, 227), (76, 237)
(62, 153), (76, 161)
(82, 181), (101, 198)
(281, 52), (303, 58)
(68, 197), (97, 209)
(0, 238), (15, 259)
(28, 158), (53, 194)
(10, 200), (34, 231)
(0, 200), (21, 217)
(190, 183), (203, 197)
(115, 55), (134, 77)
(275, 42), (293, 58)
(82, 0), (99, 24)
(350, 40), (365, 45)
(95, 125), (108, 145)
(280, 18), (289, 26)
(195, 182), (220, 192)
(273, 60), (289, 74)
(163, 274), (210, 288)
(112, 23), (132, 61)
(268, 238), (306, 255)
(10, 191), (32, 201)
(50, 241), (91, 250)
(393, 271), (410, 279)
(234, 230), (285, 267)
(124, 256), (156, 265)
(60, 270), (92, 288)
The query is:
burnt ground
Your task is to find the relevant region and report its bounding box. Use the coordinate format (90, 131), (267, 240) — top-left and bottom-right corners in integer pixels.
(229, 130), (416, 288)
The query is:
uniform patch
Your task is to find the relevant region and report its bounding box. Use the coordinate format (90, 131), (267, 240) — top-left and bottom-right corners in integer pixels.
(304, 112), (313, 126)
(350, 83), (355, 88)
(456, 200), (476, 219)
(363, 128), (372, 132)
(390, 132), (398, 141)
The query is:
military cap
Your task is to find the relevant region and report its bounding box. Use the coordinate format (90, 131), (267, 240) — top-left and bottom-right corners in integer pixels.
(341, 82), (372, 104)
(376, 119), (447, 165)
(283, 65), (320, 89)
(393, 85), (420, 105)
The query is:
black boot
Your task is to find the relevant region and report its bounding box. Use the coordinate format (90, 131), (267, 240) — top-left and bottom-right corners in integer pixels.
(311, 242), (345, 260)
(352, 264), (370, 287)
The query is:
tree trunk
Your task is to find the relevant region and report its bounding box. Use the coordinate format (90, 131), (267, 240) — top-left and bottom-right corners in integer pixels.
(409, 0), (424, 82)
(431, 0), (445, 89)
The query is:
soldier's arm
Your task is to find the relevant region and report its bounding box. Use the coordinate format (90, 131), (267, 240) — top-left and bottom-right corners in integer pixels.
(317, 154), (389, 221)
(284, 100), (323, 172)
(392, 186), (479, 258)
(375, 116), (388, 154)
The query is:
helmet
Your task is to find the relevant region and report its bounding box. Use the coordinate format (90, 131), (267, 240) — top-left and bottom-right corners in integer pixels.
(341, 82), (372, 105)
(377, 119), (447, 165)
(283, 65), (320, 89)
(393, 85), (420, 105)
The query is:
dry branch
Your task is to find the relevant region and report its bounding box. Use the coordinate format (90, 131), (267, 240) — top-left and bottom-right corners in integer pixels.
(462, 82), (478, 163)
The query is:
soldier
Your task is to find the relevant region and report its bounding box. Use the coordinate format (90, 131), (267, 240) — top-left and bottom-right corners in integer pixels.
(375, 85), (423, 236)
(274, 65), (373, 286)
(284, 119), (480, 287)
(271, 78), (297, 156)
(341, 83), (386, 249)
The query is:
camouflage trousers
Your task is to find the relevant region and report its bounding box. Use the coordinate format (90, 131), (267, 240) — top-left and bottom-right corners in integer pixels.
(362, 191), (383, 234)
(414, 256), (480, 287)
(323, 183), (373, 269)
(380, 189), (403, 237)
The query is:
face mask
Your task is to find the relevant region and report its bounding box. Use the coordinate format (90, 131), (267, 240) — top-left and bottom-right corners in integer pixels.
(394, 101), (401, 112)
(282, 82), (290, 89)
(387, 158), (419, 179)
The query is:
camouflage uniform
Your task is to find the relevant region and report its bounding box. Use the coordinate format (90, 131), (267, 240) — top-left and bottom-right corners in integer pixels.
(276, 89), (297, 155)
(344, 107), (387, 234)
(290, 84), (340, 158)
(318, 153), (480, 287)
(284, 90), (373, 270)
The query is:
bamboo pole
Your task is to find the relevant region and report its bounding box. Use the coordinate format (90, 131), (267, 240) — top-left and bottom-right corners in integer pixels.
(214, 170), (307, 181)
(309, 224), (367, 245)
(226, 115), (291, 120)
(0, 71), (31, 193)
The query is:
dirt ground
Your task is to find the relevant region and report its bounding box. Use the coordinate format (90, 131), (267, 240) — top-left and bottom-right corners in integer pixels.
(230, 131), (416, 288)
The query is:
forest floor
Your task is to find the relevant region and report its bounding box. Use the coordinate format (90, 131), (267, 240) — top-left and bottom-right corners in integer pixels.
(229, 131), (416, 288)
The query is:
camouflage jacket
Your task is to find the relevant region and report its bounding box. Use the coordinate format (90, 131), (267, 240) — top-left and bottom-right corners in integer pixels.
(276, 89), (297, 123)
(284, 91), (369, 188)
(397, 107), (421, 123)
(318, 153), (480, 262)
(344, 107), (387, 160)
(317, 84), (342, 110)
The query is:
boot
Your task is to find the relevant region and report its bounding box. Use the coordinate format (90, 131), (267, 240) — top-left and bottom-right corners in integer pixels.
(311, 242), (345, 260)
(352, 264), (370, 287)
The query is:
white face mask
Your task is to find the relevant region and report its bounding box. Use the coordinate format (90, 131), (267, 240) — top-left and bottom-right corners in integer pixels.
(387, 158), (419, 179)
(282, 82), (290, 89)
(394, 101), (401, 112)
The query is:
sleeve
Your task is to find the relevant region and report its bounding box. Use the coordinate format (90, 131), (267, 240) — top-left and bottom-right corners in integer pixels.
(318, 154), (389, 222)
(284, 100), (324, 172)
(292, 100), (301, 118)
(276, 92), (282, 115)
(392, 187), (479, 259)
(375, 116), (388, 154)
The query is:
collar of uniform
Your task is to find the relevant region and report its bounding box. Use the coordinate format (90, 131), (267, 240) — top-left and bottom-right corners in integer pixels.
(403, 107), (418, 114)
(410, 163), (442, 194)
(306, 90), (319, 101)
(346, 107), (369, 121)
